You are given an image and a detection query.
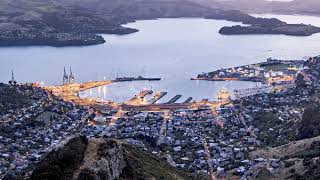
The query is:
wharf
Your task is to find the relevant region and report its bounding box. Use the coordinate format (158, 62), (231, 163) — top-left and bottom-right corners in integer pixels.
(148, 92), (167, 104)
(129, 90), (153, 101)
(183, 97), (193, 103)
(120, 101), (226, 111)
(125, 90), (153, 105)
(45, 80), (113, 94)
(165, 95), (182, 104)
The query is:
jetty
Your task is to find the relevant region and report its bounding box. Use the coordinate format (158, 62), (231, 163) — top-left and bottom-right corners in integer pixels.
(148, 92), (167, 104)
(125, 90), (153, 105)
(183, 97), (193, 103)
(165, 95), (182, 104)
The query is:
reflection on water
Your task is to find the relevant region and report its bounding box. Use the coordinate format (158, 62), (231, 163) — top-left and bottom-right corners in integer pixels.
(80, 80), (261, 103)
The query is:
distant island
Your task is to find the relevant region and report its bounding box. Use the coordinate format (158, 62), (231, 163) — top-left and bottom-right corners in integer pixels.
(204, 10), (320, 36)
(219, 24), (320, 36)
(1, 0), (320, 47)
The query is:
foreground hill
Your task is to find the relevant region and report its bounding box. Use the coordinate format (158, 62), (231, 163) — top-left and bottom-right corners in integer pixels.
(249, 136), (320, 180)
(24, 136), (199, 180)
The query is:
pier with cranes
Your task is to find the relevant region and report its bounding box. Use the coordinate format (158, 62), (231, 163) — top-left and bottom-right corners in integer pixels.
(43, 67), (231, 111)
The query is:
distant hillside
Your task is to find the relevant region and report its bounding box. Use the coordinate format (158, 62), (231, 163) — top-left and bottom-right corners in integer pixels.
(1, 0), (319, 46)
(20, 136), (199, 180)
(198, 0), (320, 15)
(0, 0), (216, 46)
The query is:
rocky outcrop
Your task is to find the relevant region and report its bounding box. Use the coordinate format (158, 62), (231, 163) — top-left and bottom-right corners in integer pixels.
(29, 136), (194, 180)
(75, 139), (126, 180)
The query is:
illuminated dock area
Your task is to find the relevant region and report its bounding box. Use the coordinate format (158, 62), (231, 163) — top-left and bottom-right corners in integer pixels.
(124, 90), (153, 106)
(41, 67), (233, 112)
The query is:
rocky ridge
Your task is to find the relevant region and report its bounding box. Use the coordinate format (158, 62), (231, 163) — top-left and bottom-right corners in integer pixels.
(27, 136), (196, 180)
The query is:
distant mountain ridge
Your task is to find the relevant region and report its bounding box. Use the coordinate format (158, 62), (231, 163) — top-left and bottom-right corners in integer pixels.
(194, 0), (320, 15)
(0, 0), (216, 46)
(0, 0), (319, 46)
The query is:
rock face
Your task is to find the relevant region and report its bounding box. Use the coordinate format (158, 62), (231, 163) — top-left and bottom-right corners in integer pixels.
(76, 140), (126, 180)
(29, 136), (193, 180)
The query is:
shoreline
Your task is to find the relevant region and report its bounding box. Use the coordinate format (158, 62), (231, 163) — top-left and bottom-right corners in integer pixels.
(2, 13), (320, 47)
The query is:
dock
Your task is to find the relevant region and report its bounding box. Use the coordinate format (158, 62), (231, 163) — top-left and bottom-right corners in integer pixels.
(148, 92), (167, 104)
(129, 90), (153, 101)
(120, 100), (226, 111)
(45, 80), (113, 94)
(165, 95), (182, 104)
(183, 97), (193, 103)
(125, 90), (153, 105)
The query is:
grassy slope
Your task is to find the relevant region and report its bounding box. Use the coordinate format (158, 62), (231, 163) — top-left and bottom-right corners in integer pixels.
(248, 135), (320, 179)
(121, 143), (203, 180)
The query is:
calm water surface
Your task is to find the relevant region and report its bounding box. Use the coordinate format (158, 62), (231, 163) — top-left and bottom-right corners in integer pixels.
(1, 14), (320, 102)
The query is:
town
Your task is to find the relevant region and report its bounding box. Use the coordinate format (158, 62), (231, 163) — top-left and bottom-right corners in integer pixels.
(1, 56), (320, 179)
(193, 58), (303, 84)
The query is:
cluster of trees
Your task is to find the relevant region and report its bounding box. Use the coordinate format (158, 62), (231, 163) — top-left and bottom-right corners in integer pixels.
(297, 103), (320, 140)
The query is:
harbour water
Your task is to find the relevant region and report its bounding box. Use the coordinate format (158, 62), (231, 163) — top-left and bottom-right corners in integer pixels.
(1, 14), (320, 102)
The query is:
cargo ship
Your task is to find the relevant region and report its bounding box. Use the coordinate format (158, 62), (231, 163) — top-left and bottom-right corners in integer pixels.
(115, 76), (161, 82)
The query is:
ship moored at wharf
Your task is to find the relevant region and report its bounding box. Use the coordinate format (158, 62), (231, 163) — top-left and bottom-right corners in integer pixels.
(115, 76), (161, 82)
